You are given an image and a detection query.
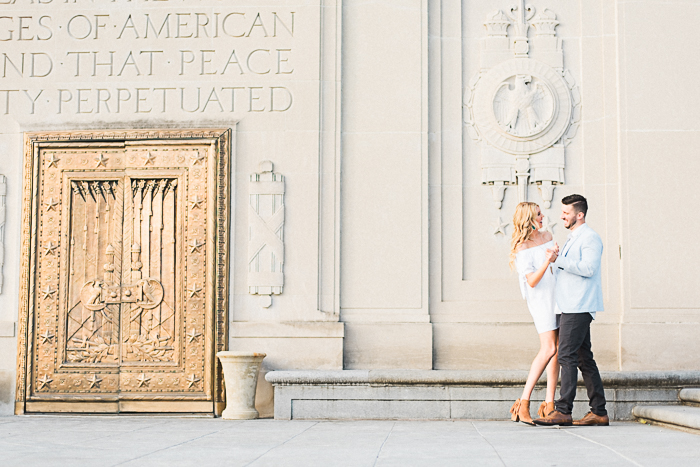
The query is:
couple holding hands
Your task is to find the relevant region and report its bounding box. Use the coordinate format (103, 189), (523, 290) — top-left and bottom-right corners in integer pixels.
(509, 194), (609, 427)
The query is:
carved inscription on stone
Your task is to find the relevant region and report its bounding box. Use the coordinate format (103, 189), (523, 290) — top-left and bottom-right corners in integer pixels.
(0, 7), (304, 116)
(15, 130), (232, 413)
(464, 1), (581, 210)
(248, 161), (284, 308)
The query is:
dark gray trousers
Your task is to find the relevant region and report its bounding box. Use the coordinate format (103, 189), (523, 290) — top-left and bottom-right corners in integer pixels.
(555, 313), (607, 416)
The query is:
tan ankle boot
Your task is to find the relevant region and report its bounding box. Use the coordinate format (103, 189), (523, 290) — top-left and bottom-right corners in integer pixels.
(538, 401), (555, 418)
(509, 399), (521, 422)
(518, 400), (535, 425)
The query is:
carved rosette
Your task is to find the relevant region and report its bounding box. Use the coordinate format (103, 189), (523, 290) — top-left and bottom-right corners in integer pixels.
(464, 1), (581, 211)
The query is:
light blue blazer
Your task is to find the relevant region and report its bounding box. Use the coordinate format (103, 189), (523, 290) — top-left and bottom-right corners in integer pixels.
(554, 223), (604, 313)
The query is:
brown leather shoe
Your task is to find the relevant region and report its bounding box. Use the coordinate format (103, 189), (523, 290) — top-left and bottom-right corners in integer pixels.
(533, 410), (573, 426)
(538, 401), (555, 418)
(573, 411), (610, 426)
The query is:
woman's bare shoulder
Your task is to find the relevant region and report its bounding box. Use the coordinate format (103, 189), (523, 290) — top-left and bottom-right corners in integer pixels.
(542, 231), (553, 242)
(516, 240), (534, 252)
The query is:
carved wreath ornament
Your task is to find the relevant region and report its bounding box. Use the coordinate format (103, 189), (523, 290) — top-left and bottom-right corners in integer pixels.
(464, 1), (581, 211)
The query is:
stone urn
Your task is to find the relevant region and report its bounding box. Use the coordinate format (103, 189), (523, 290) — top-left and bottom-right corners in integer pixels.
(217, 351), (266, 420)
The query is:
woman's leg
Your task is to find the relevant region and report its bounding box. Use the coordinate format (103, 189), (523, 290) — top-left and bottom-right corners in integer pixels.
(545, 330), (560, 402)
(520, 330), (558, 401)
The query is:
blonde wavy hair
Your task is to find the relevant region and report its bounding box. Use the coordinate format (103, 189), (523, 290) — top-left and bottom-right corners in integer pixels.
(509, 202), (540, 270)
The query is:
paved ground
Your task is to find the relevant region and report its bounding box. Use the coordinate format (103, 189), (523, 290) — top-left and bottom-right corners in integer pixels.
(1, 416), (700, 466)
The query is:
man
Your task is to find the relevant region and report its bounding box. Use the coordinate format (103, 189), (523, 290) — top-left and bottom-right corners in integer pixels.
(534, 194), (609, 427)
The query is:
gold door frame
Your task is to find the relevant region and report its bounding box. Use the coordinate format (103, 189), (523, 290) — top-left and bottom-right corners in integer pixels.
(16, 129), (233, 415)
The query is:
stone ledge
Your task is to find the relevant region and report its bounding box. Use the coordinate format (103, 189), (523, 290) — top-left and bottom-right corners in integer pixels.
(633, 405), (700, 431)
(266, 370), (700, 387)
(266, 371), (696, 421)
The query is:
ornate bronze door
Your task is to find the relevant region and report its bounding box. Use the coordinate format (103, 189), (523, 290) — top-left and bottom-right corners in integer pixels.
(16, 130), (231, 414)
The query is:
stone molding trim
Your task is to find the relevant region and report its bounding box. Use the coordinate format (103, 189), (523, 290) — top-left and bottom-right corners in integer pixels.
(0, 174), (5, 294)
(464, 1), (581, 210)
(248, 161), (285, 309)
(267, 370), (700, 388)
(15, 128), (233, 415)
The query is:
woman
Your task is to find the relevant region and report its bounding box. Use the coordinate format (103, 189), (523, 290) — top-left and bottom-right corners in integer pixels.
(509, 202), (560, 425)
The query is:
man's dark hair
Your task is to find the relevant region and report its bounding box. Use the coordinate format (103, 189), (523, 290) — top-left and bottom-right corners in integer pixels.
(561, 194), (588, 217)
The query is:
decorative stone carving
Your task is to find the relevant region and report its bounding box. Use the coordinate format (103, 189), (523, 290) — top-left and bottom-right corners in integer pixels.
(493, 217), (509, 236)
(0, 175), (5, 294)
(248, 161), (285, 308)
(465, 1), (581, 209)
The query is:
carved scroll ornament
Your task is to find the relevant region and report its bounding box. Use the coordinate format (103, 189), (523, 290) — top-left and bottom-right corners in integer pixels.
(464, 1), (581, 210)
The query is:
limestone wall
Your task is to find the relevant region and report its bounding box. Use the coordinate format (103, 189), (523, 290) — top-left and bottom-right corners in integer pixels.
(0, 0), (698, 416)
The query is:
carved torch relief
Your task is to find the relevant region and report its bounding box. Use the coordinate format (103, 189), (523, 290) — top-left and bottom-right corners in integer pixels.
(464, 1), (581, 215)
(17, 131), (231, 414)
(63, 178), (177, 366)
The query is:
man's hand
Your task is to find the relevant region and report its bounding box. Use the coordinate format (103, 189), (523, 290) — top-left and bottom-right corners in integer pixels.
(546, 248), (558, 263)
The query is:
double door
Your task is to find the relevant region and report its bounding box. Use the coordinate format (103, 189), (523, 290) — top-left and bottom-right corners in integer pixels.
(18, 134), (229, 413)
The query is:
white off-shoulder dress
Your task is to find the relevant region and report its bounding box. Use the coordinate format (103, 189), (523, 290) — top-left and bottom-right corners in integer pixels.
(515, 240), (560, 334)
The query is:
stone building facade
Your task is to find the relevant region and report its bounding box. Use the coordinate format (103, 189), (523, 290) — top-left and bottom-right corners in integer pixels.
(0, 0), (698, 417)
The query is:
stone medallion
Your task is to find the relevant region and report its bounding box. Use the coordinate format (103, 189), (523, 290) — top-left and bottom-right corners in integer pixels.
(472, 58), (572, 155)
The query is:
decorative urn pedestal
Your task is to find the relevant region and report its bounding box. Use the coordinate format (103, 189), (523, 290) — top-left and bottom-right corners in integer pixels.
(217, 351), (267, 420)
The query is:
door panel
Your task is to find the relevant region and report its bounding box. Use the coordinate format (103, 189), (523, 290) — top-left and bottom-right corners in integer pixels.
(19, 132), (230, 414)
(64, 179), (122, 368)
(121, 178), (179, 366)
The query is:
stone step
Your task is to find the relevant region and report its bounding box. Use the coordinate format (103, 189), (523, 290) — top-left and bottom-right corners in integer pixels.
(680, 388), (700, 405)
(633, 405), (700, 431)
(267, 370), (700, 421)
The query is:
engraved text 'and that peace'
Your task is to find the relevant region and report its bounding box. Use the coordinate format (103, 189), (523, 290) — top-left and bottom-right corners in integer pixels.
(0, 10), (298, 114)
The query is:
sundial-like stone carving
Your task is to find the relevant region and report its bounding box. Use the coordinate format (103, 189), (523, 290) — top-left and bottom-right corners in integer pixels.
(465, 1), (581, 210)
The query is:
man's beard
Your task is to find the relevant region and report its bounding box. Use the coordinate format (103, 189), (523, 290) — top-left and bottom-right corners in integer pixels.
(564, 219), (574, 229)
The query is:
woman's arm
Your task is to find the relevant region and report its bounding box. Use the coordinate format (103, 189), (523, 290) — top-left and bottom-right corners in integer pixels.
(526, 249), (557, 288)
